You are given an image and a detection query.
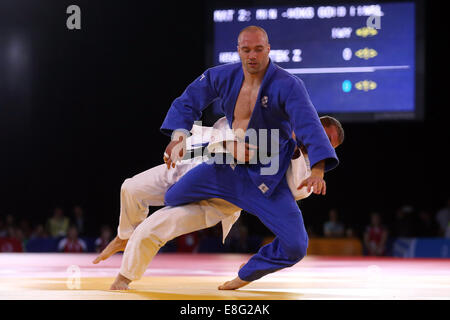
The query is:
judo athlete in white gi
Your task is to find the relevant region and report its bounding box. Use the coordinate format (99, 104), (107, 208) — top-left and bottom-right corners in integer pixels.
(160, 26), (339, 290)
(92, 115), (342, 290)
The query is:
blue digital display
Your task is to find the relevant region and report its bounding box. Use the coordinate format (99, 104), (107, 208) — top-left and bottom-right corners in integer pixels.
(211, 2), (418, 121)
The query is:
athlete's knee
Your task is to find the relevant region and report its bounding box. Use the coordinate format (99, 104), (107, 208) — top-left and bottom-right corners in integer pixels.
(285, 237), (308, 263)
(121, 178), (139, 196)
(131, 218), (166, 248)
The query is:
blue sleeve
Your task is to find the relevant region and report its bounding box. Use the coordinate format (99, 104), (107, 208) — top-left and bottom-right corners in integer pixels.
(160, 69), (219, 137)
(285, 78), (339, 172)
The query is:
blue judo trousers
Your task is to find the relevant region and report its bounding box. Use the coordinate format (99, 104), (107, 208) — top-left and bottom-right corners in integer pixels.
(164, 161), (308, 282)
(160, 59), (339, 282)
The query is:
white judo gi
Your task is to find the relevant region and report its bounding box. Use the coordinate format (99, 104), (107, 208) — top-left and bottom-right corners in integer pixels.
(117, 117), (312, 281)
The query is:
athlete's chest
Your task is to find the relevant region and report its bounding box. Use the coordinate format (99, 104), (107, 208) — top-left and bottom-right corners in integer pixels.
(233, 83), (261, 119)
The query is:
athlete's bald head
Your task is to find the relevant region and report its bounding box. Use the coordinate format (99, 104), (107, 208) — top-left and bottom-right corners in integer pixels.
(237, 26), (269, 46)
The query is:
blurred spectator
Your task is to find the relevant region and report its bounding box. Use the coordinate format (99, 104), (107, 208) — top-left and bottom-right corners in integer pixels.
(391, 205), (417, 237)
(416, 210), (439, 237)
(0, 226), (23, 252)
(445, 222), (450, 238)
(95, 225), (113, 253)
(57, 225), (87, 252)
(46, 207), (70, 237)
(15, 228), (28, 251)
(30, 224), (49, 239)
(5, 226), (16, 238)
(363, 212), (388, 256)
(176, 232), (199, 252)
(435, 198), (450, 237)
(5, 214), (15, 228)
(18, 218), (32, 239)
(323, 209), (345, 237)
(72, 205), (87, 236)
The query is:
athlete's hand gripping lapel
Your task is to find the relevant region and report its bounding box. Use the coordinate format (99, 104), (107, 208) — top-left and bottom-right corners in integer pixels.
(163, 131), (188, 169)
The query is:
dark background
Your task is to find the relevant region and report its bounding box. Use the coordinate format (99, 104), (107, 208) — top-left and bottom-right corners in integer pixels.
(0, 0), (447, 238)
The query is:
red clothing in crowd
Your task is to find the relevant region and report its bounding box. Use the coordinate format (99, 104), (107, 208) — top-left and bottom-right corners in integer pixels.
(365, 225), (386, 256)
(58, 238), (87, 252)
(0, 238), (23, 252)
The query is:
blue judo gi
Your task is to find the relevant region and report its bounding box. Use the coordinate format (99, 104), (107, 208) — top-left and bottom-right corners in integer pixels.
(161, 60), (339, 282)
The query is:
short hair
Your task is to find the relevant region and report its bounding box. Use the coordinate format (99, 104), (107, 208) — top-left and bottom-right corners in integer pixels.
(320, 116), (344, 145)
(237, 26), (269, 45)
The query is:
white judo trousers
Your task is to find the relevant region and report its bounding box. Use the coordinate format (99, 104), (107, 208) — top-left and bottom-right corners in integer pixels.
(116, 117), (312, 281)
(118, 159), (243, 281)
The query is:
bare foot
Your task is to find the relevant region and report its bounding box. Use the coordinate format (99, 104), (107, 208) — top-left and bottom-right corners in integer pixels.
(110, 273), (132, 290)
(218, 277), (250, 290)
(92, 235), (128, 264)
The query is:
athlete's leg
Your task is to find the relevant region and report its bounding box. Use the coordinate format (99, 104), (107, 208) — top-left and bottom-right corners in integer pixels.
(236, 182), (308, 282)
(119, 161), (199, 239)
(110, 199), (240, 289)
(164, 163), (308, 288)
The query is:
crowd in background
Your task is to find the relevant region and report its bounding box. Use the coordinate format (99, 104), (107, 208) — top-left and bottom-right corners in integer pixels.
(307, 199), (450, 256)
(1, 198), (449, 256)
(0, 205), (113, 254)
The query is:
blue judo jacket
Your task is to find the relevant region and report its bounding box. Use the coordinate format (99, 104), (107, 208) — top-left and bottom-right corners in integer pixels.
(161, 59), (339, 198)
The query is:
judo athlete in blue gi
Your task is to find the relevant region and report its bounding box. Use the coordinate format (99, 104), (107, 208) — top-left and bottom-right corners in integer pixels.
(162, 26), (339, 290)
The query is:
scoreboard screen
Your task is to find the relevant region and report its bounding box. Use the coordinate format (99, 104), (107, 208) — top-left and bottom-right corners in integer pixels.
(209, 1), (423, 121)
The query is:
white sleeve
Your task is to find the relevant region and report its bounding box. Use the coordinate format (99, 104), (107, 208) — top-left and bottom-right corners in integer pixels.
(187, 117), (230, 150)
(187, 124), (214, 150)
(286, 152), (312, 201)
(207, 117), (237, 154)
